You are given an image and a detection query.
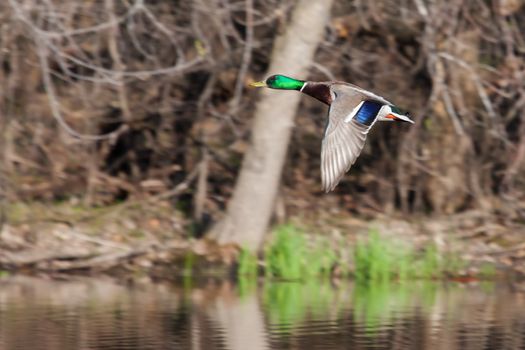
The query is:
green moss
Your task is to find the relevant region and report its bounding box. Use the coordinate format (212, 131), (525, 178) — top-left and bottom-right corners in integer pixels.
(479, 263), (496, 278)
(129, 229), (145, 239)
(424, 118), (433, 130)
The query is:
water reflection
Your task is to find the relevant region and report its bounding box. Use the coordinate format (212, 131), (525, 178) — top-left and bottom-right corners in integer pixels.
(0, 276), (524, 349)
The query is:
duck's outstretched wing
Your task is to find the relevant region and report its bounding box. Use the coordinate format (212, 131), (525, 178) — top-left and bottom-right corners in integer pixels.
(320, 117), (371, 192)
(320, 85), (379, 192)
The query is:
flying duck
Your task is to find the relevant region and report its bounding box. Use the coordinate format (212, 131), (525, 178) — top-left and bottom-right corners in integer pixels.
(250, 74), (414, 192)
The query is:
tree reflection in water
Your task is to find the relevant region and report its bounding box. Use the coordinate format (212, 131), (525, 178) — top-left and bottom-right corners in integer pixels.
(0, 276), (523, 350)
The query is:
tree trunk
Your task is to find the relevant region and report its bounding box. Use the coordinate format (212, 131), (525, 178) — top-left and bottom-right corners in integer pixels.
(210, 0), (333, 252)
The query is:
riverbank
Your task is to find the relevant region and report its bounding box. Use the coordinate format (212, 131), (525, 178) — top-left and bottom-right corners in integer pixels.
(0, 201), (524, 280)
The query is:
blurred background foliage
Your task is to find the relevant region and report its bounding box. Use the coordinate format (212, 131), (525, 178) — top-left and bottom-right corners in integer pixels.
(1, 0), (525, 223)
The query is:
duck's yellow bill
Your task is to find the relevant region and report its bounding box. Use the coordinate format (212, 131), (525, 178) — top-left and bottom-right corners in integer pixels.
(249, 81), (267, 87)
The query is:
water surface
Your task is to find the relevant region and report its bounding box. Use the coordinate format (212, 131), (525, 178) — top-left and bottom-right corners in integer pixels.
(0, 276), (524, 349)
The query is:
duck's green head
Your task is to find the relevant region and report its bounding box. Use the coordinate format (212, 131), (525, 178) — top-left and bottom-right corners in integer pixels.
(250, 74), (305, 90)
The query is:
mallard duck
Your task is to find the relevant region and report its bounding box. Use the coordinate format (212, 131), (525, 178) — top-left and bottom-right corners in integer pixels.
(250, 74), (414, 192)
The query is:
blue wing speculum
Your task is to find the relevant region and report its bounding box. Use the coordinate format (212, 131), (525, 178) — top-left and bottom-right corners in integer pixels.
(354, 101), (383, 126)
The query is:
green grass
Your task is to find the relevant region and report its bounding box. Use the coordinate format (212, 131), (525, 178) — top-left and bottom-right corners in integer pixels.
(264, 224), (337, 280)
(354, 230), (455, 282)
(355, 231), (397, 282)
(478, 263), (497, 279)
(237, 225), (466, 282)
(237, 224), (340, 280)
(238, 247), (258, 277)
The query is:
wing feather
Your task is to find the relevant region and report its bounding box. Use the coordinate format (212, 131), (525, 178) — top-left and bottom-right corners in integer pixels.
(319, 83), (384, 192)
(321, 119), (371, 192)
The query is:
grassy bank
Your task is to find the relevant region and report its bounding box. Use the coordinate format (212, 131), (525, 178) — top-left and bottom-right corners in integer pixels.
(0, 202), (503, 280)
(238, 224), (475, 282)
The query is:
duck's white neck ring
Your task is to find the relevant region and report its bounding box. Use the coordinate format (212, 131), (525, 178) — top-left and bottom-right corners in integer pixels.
(299, 82), (308, 92)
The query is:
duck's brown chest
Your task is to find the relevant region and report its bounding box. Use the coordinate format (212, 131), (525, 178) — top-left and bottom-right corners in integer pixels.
(301, 83), (332, 105)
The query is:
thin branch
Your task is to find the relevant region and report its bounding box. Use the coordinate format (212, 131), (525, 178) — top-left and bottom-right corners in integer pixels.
(229, 0), (254, 114)
(36, 40), (129, 141)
